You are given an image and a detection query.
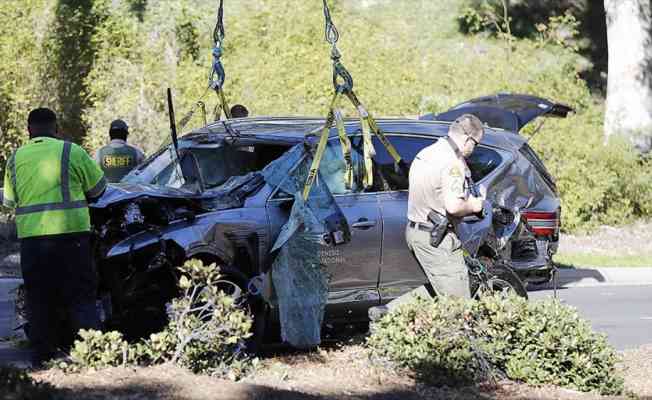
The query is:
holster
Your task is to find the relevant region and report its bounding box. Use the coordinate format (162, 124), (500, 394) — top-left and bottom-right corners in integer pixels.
(427, 210), (450, 248)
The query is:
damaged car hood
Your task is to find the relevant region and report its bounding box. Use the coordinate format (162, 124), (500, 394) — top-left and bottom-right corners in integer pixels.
(91, 172), (265, 211)
(91, 183), (201, 209)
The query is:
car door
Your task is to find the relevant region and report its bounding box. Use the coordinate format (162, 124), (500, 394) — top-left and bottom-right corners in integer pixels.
(265, 138), (382, 323)
(375, 134), (508, 304)
(371, 135), (436, 303)
(318, 138), (383, 322)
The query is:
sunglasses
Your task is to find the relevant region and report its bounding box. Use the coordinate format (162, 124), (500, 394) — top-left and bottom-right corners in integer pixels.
(466, 135), (479, 146)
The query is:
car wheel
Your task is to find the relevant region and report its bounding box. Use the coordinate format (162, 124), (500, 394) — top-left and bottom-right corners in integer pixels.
(470, 259), (529, 299)
(208, 265), (267, 353)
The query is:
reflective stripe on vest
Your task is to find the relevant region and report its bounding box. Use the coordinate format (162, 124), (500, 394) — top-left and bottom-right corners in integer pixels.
(13, 142), (87, 216)
(7, 153), (19, 205)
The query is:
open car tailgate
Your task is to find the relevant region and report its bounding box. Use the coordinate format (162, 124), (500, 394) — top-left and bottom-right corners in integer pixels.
(421, 93), (574, 133)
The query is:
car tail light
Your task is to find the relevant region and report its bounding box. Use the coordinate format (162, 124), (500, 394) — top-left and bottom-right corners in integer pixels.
(522, 210), (559, 237)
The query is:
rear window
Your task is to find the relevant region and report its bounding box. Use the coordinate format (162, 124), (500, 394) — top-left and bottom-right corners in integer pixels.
(519, 143), (557, 192)
(466, 147), (504, 182)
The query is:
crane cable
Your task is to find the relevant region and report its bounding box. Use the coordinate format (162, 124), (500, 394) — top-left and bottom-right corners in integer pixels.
(303, 0), (405, 200)
(209, 0), (232, 120)
(178, 0), (231, 132)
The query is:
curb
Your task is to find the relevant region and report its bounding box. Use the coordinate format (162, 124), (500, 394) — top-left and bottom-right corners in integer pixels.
(535, 267), (652, 289)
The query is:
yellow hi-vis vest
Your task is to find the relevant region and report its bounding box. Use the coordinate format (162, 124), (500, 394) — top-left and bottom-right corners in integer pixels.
(2, 137), (106, 239)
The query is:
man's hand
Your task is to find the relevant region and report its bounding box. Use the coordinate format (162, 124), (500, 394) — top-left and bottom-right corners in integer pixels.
(470, 196), (484, 214)
(475, 183), (487, 200)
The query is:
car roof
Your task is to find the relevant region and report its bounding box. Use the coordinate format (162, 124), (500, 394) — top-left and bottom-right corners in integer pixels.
(183, 116), (525, 151)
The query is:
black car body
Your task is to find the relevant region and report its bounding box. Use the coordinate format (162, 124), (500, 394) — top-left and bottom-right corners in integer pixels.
(90, 94), (567, 336)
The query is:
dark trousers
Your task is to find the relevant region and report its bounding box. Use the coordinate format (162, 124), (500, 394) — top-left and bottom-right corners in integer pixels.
(20, 232), (100, 363)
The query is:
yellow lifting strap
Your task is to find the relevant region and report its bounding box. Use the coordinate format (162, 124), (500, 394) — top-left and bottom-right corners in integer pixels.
(302, 0), (405, 200)
(303, 92), (352, 200)
(302, 89), (405, 200)
(213, 87), (232, 121)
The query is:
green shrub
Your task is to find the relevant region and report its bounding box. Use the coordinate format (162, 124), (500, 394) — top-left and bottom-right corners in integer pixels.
(367, 294), (624, 395)
(529, 106), (652, 232)
(61, 329), (133, 372)
(58, 259), (255, 379)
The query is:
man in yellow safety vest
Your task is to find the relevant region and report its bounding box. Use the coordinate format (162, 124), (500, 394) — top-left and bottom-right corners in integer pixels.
(2, 108), (107, 366)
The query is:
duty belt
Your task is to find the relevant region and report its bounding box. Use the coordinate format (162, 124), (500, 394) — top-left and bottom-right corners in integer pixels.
(408, 220), (434, 232)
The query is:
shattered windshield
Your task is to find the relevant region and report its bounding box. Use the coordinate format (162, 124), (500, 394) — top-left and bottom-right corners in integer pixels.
(123, 143), (259, 190)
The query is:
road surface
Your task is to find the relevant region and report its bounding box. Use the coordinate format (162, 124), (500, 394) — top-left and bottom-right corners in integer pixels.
(529, 284), (652, 350)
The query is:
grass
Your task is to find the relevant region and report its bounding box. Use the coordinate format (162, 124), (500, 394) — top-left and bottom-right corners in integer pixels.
(554, 253), (652, 268)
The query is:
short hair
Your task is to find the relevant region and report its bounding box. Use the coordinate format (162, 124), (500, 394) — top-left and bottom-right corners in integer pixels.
(109, 129), (128, 141)
(449, 113), (484, 142)
(230, 104), (249, 118)
(27, 108), (57, 137)
(28, 108), (57, 126)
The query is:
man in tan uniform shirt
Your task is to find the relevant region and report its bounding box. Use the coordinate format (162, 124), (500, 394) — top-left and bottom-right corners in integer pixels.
(370, 114), (485, 319)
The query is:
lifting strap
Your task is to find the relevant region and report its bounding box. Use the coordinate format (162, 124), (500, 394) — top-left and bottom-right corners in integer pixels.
(303, 0), (405, 200)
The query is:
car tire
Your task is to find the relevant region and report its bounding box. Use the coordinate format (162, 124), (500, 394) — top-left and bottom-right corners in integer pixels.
(211, 265), (267, 354)
(470, 259), (529, 299)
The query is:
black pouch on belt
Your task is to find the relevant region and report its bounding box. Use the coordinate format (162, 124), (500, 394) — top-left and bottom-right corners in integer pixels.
(427, 210), (449, 247)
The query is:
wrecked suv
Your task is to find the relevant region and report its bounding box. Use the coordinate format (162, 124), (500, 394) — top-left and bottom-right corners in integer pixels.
(90, 93), (569, 339)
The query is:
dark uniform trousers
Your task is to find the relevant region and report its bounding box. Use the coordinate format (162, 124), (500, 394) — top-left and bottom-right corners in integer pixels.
(20, 232), (100, 362)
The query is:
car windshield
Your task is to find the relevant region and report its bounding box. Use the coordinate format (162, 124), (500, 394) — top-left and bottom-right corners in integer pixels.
(123, 140), (293, 191)
(123, 143), (260, 190)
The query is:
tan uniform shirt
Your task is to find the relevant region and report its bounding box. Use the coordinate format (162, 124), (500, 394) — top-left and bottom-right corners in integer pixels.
(407, 138), (470, 224)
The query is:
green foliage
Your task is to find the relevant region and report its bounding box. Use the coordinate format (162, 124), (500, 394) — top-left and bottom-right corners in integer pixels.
(367, 294), (624, 395)
(529, 107), (652, 232)
(61, 329), (133, 372)
(57, 259), (255, 379)
(43, 0), (110, 143)
(165, 259), (254, 377)
(0, 365), (55, 400)
(0, 0), (52, 177)
(0, 0), (648, 232)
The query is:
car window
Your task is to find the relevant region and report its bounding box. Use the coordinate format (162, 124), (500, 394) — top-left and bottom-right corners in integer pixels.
(271, 139), (365, 199)
(363, 136), (436, 191)
(466, 147), (503, 182)
(362, 135), (503, 190)
(519, 143), (556, 191)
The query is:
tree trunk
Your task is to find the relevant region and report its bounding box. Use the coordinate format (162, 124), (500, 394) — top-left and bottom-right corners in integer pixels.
(604, 0), (652, 153)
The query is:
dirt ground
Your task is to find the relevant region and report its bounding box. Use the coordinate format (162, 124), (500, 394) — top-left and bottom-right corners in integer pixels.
(26, 343), (652, 400)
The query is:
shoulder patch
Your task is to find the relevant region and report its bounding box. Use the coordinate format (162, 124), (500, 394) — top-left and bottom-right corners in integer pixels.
(449, 166), (462, 178)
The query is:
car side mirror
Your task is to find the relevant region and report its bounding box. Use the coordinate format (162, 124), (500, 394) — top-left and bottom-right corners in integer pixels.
(179, 151), (205, 193)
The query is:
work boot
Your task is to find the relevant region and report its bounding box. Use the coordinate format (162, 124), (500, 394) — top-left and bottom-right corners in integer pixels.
(367, 305), (389, 335)
(368, 305), (390, 322)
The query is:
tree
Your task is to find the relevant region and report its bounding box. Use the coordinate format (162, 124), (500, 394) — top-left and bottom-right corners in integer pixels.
(604, 0), (652, 153)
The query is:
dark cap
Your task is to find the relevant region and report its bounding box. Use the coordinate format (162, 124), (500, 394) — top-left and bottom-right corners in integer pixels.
(109, 119), (129, 132)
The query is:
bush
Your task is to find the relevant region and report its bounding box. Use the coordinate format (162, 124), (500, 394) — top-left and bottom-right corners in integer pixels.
(58, 259), (255, 379)
(367, 294), (624, 395)
(529, 106), (652, 232)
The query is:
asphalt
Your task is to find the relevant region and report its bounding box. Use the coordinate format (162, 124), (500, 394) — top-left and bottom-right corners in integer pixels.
(0, 269), (651, 367)
(529, 284), (652, 350)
